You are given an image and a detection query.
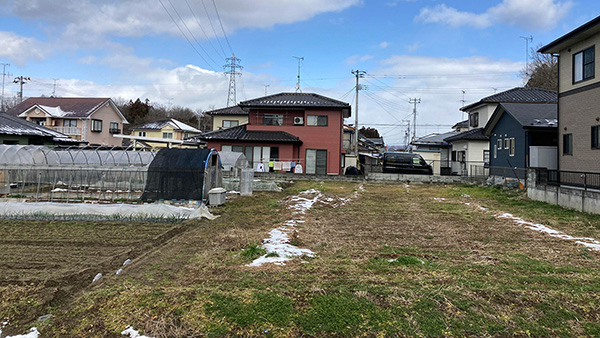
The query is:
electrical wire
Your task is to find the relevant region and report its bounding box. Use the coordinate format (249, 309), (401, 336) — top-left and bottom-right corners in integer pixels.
(211, 0), (234, 55)
(184, 0), (226, 59)
(200, 0), (228, 57)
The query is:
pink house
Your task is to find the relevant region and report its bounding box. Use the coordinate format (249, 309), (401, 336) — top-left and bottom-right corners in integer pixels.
(202, 93), (351, 175)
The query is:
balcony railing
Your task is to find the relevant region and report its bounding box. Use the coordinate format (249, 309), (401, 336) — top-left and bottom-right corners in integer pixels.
(536, 169), (600, 191)
(109, 128), (121, 134)
(51, 126), (81, 136)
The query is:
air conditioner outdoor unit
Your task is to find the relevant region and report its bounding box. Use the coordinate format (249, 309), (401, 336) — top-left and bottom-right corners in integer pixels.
(294, 117), (304, 125)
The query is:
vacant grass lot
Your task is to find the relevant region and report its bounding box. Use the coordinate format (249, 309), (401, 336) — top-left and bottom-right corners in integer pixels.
(2, 182), (600, 337)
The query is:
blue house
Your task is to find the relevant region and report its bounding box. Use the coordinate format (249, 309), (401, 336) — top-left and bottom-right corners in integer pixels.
(483, 103), (557, 178)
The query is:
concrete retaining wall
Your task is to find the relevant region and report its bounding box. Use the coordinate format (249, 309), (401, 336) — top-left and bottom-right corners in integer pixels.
(251, 171), (486, 185)
(527, 169), (600, 214)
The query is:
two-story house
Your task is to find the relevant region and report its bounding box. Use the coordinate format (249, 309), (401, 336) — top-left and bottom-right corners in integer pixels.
(445, 87), (557, 176)
(201, 92), (351, 175)
(539, 15), (600, 173)
(206, 105), (248, 131)
(128, 118), (202, 149)
(6, 97), (128, 146)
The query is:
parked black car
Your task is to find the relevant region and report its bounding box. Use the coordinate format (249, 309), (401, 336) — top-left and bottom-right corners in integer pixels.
(382, 152), (433, 175)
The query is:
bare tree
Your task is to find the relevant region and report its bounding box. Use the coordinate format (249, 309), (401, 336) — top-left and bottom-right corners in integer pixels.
(522, 43), (558, 91)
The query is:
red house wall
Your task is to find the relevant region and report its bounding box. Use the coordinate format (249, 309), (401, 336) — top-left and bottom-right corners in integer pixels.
(207, 141), (297, 163)
(246, 108), (344, 174)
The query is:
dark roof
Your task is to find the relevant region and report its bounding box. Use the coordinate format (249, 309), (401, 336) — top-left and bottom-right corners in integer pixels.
(412, 131), (458, 146)
(539, 15), (600, 54)
(240, 92), (350, 109)
(365, 137), (384, 146)
(132, 119), (201, 133)
(200, 124), (302, 144)
(205, 105), (247, 116)
(461, 87), (557, 111)
(444, 128), (488, 142)
(0, 113), (80, 143)
(452, 120), (468, 130)
(483, 103), (557, 136)
(6, 97), (124, 120)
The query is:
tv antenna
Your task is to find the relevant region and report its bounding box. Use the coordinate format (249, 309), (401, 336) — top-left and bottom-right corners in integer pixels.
(293, 56), (304, 93)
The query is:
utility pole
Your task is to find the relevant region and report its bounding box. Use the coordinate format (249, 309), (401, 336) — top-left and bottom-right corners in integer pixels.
(263, 84), (270, 96)
(224, 54), (243, 107)
(461, 90), (466, 121)
(409, 98), (421, 148)
(1, 63), (10, 112)
(293, 56), (304, 93)
(352, 70), (366, 157)
(520, 35), (533, 75)
(13, 76), (31, 104)
(403, 119), (411, 151)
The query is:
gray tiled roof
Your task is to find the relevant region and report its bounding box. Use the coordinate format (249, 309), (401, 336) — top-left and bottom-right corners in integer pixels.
(461, 87), (557, 111)
(132, 119), (201, 133)
(413, 131), (458, 145)
(499, 103), (557, 127)
(444, 128), (488, 142)
(7, 97), (113, 119)
(200, 124), (302, 143)
(239, 92), (350, 109)
(205, 105), (247, 116)
(0, 112), (79, 143)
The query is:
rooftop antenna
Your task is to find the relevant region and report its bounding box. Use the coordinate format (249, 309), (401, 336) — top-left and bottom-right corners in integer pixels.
(520, 35), (533, 76)
(461, 90), (466, 120)
(293, 56), (304, 93)
(224, 54), (243, 107)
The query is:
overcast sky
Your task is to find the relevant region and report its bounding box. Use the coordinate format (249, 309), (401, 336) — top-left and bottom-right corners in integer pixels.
(0, 0), (597, 144)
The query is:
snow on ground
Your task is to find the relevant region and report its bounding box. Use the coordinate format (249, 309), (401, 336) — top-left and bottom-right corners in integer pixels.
(437, 197), (600, 251)
(1, 327), (40, 338)
(121, 326), (155, 338)
(0, 202), (218, 220)
(248, 186), (363, 267)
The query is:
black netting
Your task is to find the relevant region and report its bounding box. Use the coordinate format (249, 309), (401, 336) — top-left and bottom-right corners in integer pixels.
(141, 148), (216, 201)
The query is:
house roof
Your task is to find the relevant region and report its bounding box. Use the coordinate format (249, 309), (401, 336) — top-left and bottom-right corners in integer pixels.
(200, 124), (302, 144)
(452, 120), (468, 130)
(460, 87), (557, 111)
(131, 119), (201, 133)
(444, 128), (488, 142)
(205, 105), (248, 116)
(365, 137), (384, 146)
(483, 103), (557, 136)
(239, 92), (351, 118)
(0, 112), (80, 143)
(539, 15), (600, 54)
(412, 131), (458, 146)
(7, 97), (128, 123)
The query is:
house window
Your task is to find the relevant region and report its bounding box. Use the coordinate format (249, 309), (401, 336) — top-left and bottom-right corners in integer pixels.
(162, 132), (173, 139)
(573, 46), (595, 83)
(592, 126), (600, 149)
(138, 131), (146, 137)
(109, 122), (120, 134)
(64, 119), (77, 127)
(307, 115), (328, 126)
(483, 150), (490, 164)
(263, 114), (283, 126)
(183, 133), (189, 139)
(91, 119), (102, 132)
(222, 120), (239, 128)
(563, 133), (573, 155)
(497, 139), (502, 151)
(493, 145), (497, 159)
(509, 138), (515, 156)
(306, 149), (327, 175)
(504, 138), (510, 150)
(469, 112), (479, 128)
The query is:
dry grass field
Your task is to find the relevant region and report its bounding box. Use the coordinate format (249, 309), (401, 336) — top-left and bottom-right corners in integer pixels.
(1, 181), (600, 337)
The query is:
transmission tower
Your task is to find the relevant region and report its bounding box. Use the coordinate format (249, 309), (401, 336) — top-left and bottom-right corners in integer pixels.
(224, 54), (242, 107)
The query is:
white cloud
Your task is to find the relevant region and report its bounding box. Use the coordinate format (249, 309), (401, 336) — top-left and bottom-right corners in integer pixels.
(415, 0), (573, 31)
(344, 55), (373, 65)
(405, 42), (422, 52)
(379, 41), (390, 49)
(0, 31), (48, 65)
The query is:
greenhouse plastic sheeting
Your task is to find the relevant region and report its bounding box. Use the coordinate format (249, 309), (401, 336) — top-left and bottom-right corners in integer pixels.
(0, 145), (156, 167)
(0, 201), (218, 220)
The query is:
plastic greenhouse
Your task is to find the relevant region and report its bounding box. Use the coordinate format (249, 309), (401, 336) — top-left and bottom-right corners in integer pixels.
(0, 145), (222, 202)
(218, 151), (250, 178)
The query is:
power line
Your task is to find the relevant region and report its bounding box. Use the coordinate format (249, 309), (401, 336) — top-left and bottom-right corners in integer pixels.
(184, 0), (226, 59)
(200, 0), (227, 56)
(211, 0), (234, 54)
(158, 0), (216, 71)
(368, 72), (520, 78)
(166, 0), (220, 69)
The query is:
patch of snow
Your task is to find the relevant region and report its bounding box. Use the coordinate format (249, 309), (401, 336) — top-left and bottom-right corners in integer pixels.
(433, 197), (446, 201)
(123, 259), (131, 266)
(116, 268), (123, 275)
(462, 194), (471, 198)
(121, 326), (155, 338)
(92, 273), (102, 283)
(496, 213), (600, 251)
(2, 327), (39, 338)
(51, 188), (68, 193)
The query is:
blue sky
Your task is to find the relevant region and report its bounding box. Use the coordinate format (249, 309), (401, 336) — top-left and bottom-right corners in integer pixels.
(1, 0), (599, 144)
